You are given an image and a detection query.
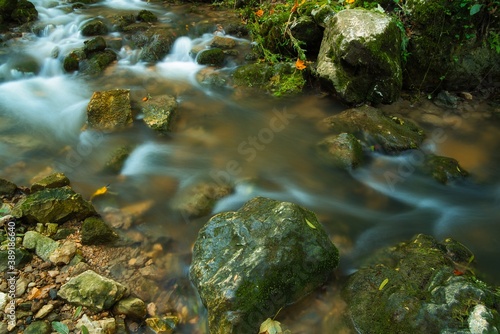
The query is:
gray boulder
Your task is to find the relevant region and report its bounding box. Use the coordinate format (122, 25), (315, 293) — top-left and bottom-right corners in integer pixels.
(86, 89), (133, 131)
(142, 95), (178, 134)
(316, 9), (402, 105)
(344, 234), (500, 334)
(319, 105), (424, 153)
(58, 270), (127, 312)
(190, 196), (339, 334)
(12, 186), (96, 225)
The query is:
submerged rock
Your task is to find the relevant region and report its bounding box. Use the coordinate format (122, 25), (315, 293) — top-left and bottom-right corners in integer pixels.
(423, 154), (469, 184)
(86, 89), (133, 131)
(319, 105), (424, 153)
(58, 270), (127, 312)
(12, 186), (96, 225)
(142, 95), (178, 134)
(171, 181), (233, 219)
(344, 234), (500, 334)
(81, 216), (118, 245)
(316, 9), (402, 105)
(190, 196), (339, 334)
(316, 133), (364, 169)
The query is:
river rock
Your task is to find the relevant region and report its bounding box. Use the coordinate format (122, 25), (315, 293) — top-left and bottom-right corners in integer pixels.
(81, 216), (118, 245)
(86, 89), (133, 131)
(81, 18), (108, 36)
(319, 105), (425, 153)
(0, 178), (17, 197)
(113, 296), (147, 320)
(344, 234), (500, 334)
(10, 0), (38, 25)
(30, 172), (70, 192)
(190, 196), (339, 334)
(48, 240), (77, 265)
(197, 48), (225, 66)
(142, 95), (178, 134)
(22, 231), (58, 262)
(23, 321), (51, 334)
(423, 154), (469, 184)
(316, 133), (364, 169)
(316, 8), (402, 105)
(12, 186), (96, 225)
(58, 270), (127, 312)
(209, 36), (236, 49)
(138, 28), (176, 63)
(171, 181), (233, 219)
(137, 9), (157, 22)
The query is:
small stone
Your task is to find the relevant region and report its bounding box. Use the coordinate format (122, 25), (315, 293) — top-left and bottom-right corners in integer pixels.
(49, 289), (58, 300)
(34, 304), (54, 319)
(49, 241), (76, 265)
(147, 302), (157, 317)
(48, 270), (59, 278)
(16, 277), (29, 297)
(23, 321), (51, 334)
(0, 292), (8, 310)
(113, 297), (147, 320)
(81, 216), (118, 245)
(30, 172), (70, 192)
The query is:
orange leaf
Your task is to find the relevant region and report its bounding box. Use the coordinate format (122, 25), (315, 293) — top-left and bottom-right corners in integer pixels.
(346, 0), (355, 3)
(255, 9), (264, 17)
(295, 58), (306, 70)
(453, 269), (464, 276)
(142, 96), (148, 102)
(291, 0), (298, 13)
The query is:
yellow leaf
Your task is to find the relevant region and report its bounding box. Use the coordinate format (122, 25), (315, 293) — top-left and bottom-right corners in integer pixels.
(295, 58), (306, 70)
(89, 185), (109, 201)
(305, 218), (316, 229)
(346, 0), (355, 3)
(255, 9), (264, 17)
(379, 278), (389, 291)
(259, 318), (283, 334)
(290, 0), (298, 13)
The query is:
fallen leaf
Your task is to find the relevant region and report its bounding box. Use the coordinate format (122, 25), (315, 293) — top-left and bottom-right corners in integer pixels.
(89, 185), (109, 201)
(255, 9), (264, 17)
(453, 269), (464, 276)
(346, 0), (355, 4)
(305, 218), (316, 229)
(379, 278), (389, 290)
(259, 318), (282, 334)
(291, 0), (298, 13)
(142, 96), (149, 102)
(295, 58), (306, 70)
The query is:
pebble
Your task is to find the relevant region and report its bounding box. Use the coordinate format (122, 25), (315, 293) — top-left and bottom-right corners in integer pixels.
(48, 270), (59, 278)
(34, 304), (54, 319)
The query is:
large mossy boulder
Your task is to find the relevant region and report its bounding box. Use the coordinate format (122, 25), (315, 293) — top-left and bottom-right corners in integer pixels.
(1, 0), (37, 26)
(63, 37), (116, 75)
(12, 186), (96, 225)
(86, 89), (133, 131)
(344, 234), (500, 334)
(319, 105), (425, 153)
(197, 48), (225, 66)
(58, 270), (127, 312)
(142, 95), (177, 134)
(403, 0), (500, 92)
(138, 29), (176, 63)
(81, 18), (108, 36)
(190, 196), (339, 334)
(316, 9), (402, 105)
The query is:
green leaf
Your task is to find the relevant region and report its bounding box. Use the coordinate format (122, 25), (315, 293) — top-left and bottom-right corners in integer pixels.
(259, 318), (283, 334)
(51, 321), (70, 334)
(73, 305), (83, 319)
(470, 4), (482, 16)
(81, 325), (90, 334)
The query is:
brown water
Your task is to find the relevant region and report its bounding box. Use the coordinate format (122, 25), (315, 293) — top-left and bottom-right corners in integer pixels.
(1, 1), (500, 332)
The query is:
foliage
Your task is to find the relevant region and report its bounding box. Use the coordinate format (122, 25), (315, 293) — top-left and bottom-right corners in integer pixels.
(51, 321), (69, 334)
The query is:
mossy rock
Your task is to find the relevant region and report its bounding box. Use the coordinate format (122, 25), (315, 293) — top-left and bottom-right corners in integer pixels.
(137, 10), (157, 23)
(12, 186), (97, 225)
(86, 89), (132, 130)
(423, 154), (469, 184)
(142, 95), (178, 134)
(190, 196), (339, 334)
(81, 18), (108, 36)
(31, 172), (70, 192)
(0, 248), (32, 271)
(344, 234), (500, 334)
(233, 63), (274, 87)
(81, 216), (118, 245)
(80, 49), (116, 75)
(197, 48), (225, 66)
(319, 105), (425, 153)
(23, 321), (51, 334)
(138, 29), (175, 63)
(83, 36), (107, 54)
(63, 51), (81, 72)
(316, 133), (364, 169)
(10, 0), (37, 24)
(104, 145), (133, 173)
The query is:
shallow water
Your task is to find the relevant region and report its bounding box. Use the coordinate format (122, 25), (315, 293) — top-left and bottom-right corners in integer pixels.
(1, 1), (500, 332)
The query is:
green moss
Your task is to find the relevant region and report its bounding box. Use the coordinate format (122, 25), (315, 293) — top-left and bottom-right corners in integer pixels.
(197, 48), (225, 66)
(81, 216), (118, 245)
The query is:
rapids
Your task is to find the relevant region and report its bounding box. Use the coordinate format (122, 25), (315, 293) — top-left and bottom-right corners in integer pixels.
(1, 0), (499, 332)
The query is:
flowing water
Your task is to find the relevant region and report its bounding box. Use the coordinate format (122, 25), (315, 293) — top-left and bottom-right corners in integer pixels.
(1, 0), (500, 332)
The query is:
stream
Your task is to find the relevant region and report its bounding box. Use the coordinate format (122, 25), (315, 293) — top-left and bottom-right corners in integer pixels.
(1, 0), (500, 332)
